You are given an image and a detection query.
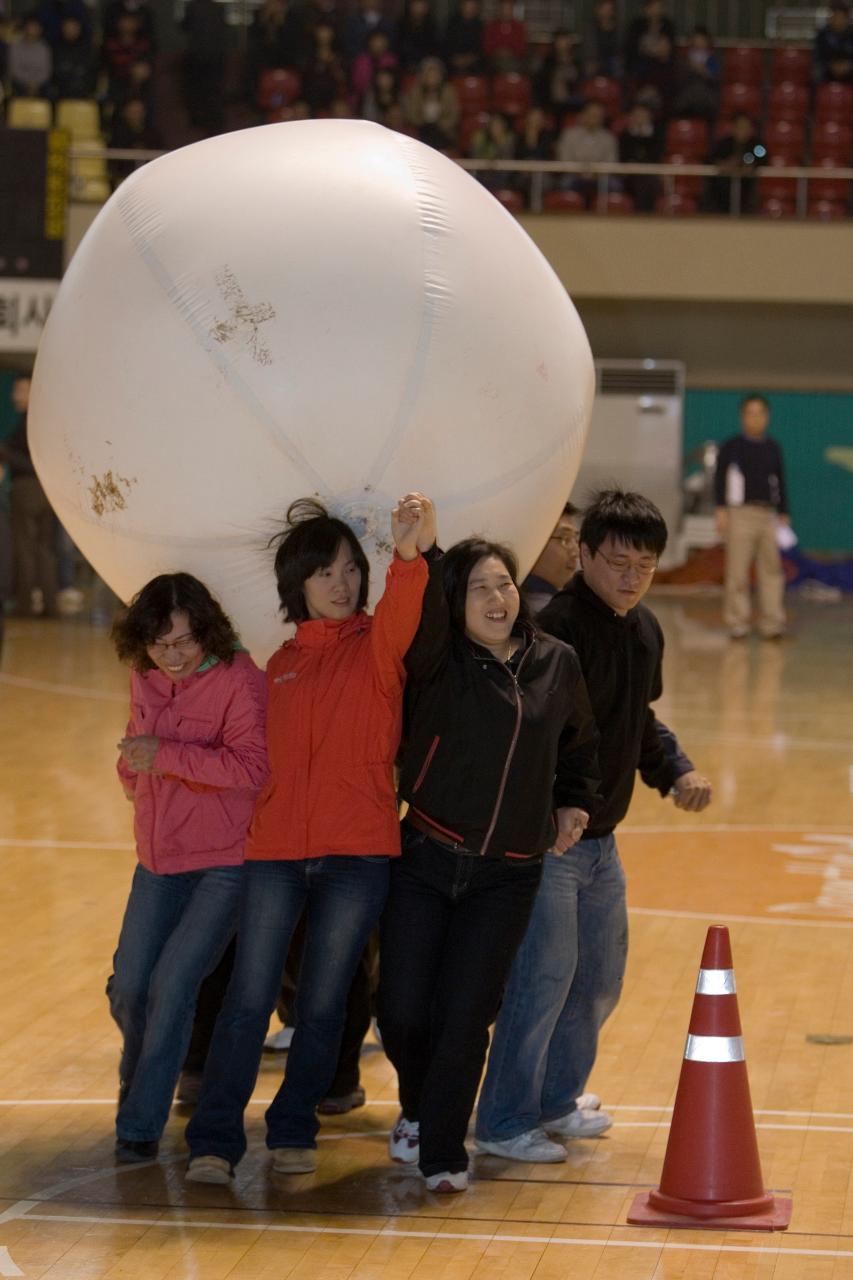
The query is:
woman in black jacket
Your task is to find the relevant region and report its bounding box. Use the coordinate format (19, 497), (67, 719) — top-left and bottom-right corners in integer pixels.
(378, 512), (600, 1193)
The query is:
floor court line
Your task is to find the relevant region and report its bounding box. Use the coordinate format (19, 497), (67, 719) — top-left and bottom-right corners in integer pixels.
(8, 1210), (853, 1261)
(628, 905), (853, 927)
(0, 674), (126, 703)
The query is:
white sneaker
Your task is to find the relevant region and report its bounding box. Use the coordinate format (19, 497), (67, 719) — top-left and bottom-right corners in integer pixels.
(389, 1112), (420, 1164)
(425, 1169), (468, 1193)
(263, 1025), (294, 1052)
(186, 1155), (234, 1184)
(575, 1092), (601, 1111)
(546, 1108), (613, 1138)
(475, 1128), (566, 1163)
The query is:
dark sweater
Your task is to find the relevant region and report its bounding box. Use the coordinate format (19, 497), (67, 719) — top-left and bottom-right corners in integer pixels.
(713, 434), (788, 514)
(538, 573), (689, 838)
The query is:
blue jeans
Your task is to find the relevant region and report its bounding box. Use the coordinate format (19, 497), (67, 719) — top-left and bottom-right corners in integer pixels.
(475, 835), (628, 1142)
(107, 863), (243, 1143)
(186, 855), (389, 1167)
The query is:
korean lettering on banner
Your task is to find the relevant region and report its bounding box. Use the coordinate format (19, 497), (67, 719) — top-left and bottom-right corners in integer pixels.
(0, 283), (57, 353)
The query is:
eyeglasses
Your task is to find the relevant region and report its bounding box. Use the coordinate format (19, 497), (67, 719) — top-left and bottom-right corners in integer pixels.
(550, 532), (579, 549)
(148, 632), (198, 654)
(595, 550), (658, 577)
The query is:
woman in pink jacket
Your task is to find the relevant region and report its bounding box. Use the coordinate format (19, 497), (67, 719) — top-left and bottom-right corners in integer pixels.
(107, 573), (268, 1163)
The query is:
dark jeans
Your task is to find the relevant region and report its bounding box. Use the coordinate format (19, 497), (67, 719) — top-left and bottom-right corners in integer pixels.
(10, 475), (57, 616)
(186, 855), (389, 1166)
(107, 863), (243, 1142)
(378, 825), (542, 1178)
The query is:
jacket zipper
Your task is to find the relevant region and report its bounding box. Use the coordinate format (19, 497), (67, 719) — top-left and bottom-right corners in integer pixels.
(479, 645), (532, 858)
(413, 735), (440, 793)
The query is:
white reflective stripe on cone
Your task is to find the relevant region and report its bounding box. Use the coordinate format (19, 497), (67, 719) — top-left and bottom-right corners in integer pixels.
(685, 1034), (745, 1062)
(695, 968), (737, 995)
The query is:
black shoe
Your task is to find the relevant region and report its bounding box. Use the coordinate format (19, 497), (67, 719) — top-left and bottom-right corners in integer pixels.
(317, 1086), (366, 1115)
(175, 1071), (204, 1107)
(115, 1138), (159, 1163)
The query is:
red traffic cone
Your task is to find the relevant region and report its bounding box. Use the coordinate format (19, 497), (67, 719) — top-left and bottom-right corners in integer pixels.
(628, 925), (791, 1231)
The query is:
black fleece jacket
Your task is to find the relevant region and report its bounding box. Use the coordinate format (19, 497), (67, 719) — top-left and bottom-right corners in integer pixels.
(538, 573), (689, 838)
(399, 553), (601, 859)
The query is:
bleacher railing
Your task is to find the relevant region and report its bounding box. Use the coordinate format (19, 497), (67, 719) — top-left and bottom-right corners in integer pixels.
(69, 147), (853, 218)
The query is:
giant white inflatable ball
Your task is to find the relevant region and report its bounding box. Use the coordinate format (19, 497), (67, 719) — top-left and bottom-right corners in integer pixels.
(30, 120), (593, 662)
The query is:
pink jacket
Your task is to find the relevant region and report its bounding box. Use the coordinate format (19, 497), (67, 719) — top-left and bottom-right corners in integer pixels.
(117, 651), (268, 874)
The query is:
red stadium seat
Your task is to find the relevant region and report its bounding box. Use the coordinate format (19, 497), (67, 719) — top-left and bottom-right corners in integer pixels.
(761, 156), (798, 202)
(493, 187), (525, 213)
(492, 72), (532, 118)
(770, 46), (812, 85)
(765, 118), (805, 161)
(809, 157), (850, 202)
(815, 81), (853, 122)
(451, 75), (491, 114)
(767, 80), (809, 122)
(665, 117), (710, 159)
(655, 192), (698, 215)
(808, 198), (847, 219)
(580, 76), (621, 117)
(604, 191), (634, 214)
(723, 46), (764, 85)
(720, 82), (763, 122)
(758, 194), (796, 217)
(812, 120), (852, 160)
(257, 67), (302, 109)
(664, 152), (702, 197)
(543, 189), (587, 212)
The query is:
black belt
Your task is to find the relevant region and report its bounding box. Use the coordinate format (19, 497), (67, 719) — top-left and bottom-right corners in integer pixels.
(405, 811), (472, 853)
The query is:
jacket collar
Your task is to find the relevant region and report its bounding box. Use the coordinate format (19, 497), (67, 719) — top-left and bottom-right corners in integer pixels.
(294, 610), (369, 650)
(565, 571), (638, 627)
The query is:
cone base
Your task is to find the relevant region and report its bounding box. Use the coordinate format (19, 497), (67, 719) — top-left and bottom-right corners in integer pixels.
(627, 1192), (792, 1232)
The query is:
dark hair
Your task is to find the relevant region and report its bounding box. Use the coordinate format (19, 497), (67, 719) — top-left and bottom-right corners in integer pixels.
(739, 392), (769, 412)
(271, 498), (369, 623)
(579, 489), (668, 556)
(111, 572), (239, 672)
(563, 501), (580, 518)
(440, 538), (535, 635)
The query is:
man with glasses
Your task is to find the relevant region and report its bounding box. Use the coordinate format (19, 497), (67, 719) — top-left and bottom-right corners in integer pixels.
(521, 502), (580, 615)
(476, 489), (711, 1163)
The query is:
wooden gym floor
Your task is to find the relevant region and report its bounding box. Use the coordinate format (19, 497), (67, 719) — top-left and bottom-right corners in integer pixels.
(1, 591), (853, 1278)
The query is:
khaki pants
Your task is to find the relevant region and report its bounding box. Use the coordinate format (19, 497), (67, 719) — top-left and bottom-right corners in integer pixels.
(723, 504), (785, 636)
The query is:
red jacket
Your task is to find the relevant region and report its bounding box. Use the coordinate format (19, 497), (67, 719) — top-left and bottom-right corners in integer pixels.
(118, 651), (268, 874)
(247, 552), (428, 860)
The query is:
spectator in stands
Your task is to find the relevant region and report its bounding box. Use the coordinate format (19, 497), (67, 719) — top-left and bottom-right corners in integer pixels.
(582, 0), (621, 79)
(618, 100), (662, 211)
(103, 12), (153, 105)
(108, 96), (162, 185)
(534, 29), (583, 122)
(624, 0), (676, 111)
(344, 0), (395, 61)
(517, 105), (555, 160)
(34, 0), (91, 49)
(814, 2), (853, 83)
(103, 0), (156, 49)
(50, 15), (96, 98)
(483, 0), (527, 72)
(556, 98), (619, 204)
(361, 64), (401, 122)
(181, 0), (227, 130)
(8, 15), (53, 97)
(301, 19), (348, 112)
(385, 100), (414, 133)
(0, 375), (58, 619)
(706, 112), (766, 213)
(673, 25), (719, 121)
(395, 0), (441, 72)
(248, 0), (303, 83)
(402, 56), (459, 149)
(443, 0), (484, 76)
(469, 110), (517, 190)
(351, 27), (397, 104)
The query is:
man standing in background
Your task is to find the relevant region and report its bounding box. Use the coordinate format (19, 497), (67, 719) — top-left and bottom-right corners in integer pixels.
(714, 394), (789, 640)
(521, 502), (580, 613)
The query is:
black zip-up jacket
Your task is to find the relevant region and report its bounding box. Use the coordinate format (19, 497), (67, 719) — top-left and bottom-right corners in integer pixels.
(538, 573), (687, 839)
(399, 554), (601, 859)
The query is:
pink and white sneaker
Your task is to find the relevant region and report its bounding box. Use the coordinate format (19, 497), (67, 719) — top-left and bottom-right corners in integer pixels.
(389, 1112), (420, 1164)
(425, 1170), (468, 1193)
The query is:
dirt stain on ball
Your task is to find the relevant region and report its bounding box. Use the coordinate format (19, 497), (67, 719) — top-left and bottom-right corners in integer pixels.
(90, 470), (137, 517)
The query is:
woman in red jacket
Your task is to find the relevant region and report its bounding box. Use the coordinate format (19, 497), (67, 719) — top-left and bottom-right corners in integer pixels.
(186, 493), (432, 1184)
(108, 573), (268, 1163)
